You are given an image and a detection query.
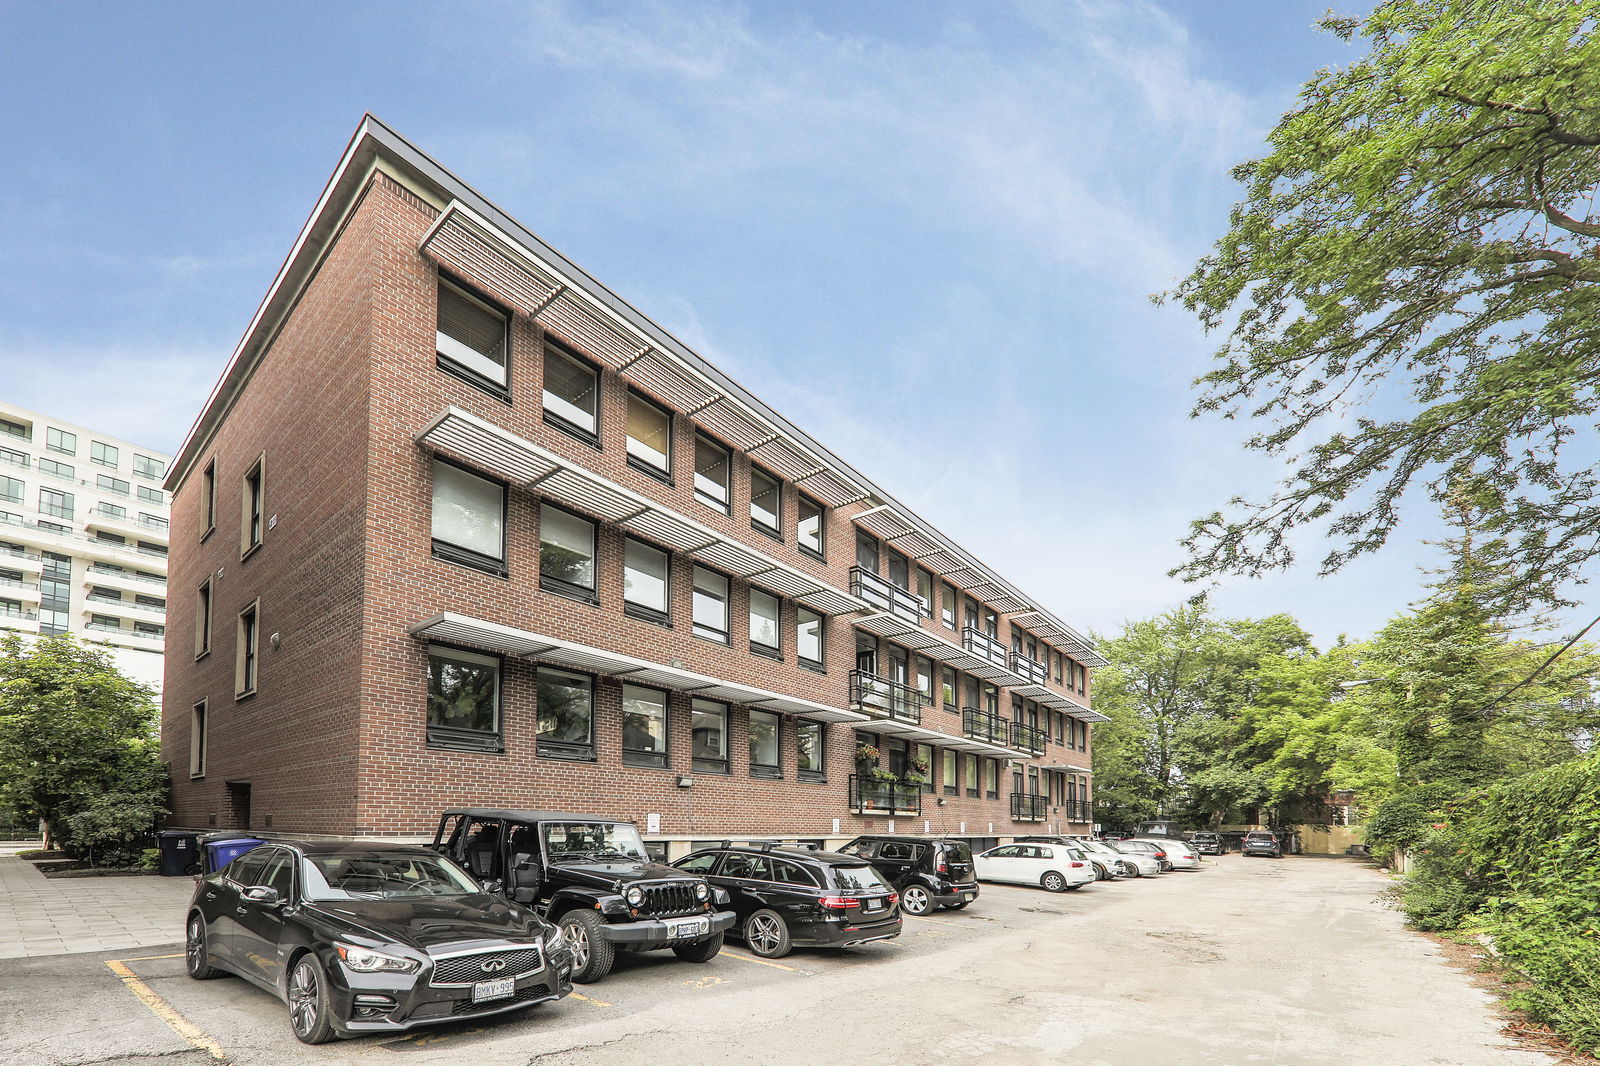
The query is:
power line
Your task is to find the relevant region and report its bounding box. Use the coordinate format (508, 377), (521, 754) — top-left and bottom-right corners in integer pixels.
(1476, 611), (1600, 719)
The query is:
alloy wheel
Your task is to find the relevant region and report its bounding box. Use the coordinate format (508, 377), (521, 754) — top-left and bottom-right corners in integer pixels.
(748, 914), (782, 954)
(185, 918), (204, 973)
(901, 885), (931, 914)
(563, 920), (590, 971)
(289, 960), (320, 1038)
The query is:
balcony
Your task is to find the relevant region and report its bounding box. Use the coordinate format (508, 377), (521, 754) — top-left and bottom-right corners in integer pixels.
(963, 707), (1009, 746)
(849, 669), (924, 724)
(0, 576), (41, 604)
(0, 451), (26, 470)
(849, 567), (923, 625)
(849, 774), (922, 816)
(1010, 721), (1048, 756)
(83, 595), (166, 619)
(84, 621), (165, 647)
(1010, 792), (1049, 821)
(0, 607), (39, 634)
(1010, 651), (1049, 686)
(84, 564), (167, 595)
(1061, 800), (1093, 823)
(961, 627), (1009, 670)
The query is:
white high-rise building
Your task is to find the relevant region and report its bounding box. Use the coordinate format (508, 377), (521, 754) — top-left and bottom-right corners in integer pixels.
(0, 401), (171, 692)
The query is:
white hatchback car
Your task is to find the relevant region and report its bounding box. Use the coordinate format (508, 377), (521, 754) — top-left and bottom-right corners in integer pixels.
(975, 843), (1097, 892)
(1130, 837), (1202, 869)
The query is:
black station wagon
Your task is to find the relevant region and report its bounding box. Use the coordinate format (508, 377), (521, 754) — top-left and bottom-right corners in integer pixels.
(673, 842), (901, 958)
(837, 835), (979, 914)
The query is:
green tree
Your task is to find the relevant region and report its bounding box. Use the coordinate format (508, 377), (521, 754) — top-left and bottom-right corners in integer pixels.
(1163, 0), (1600, 615)
(0, 633), (166, 851)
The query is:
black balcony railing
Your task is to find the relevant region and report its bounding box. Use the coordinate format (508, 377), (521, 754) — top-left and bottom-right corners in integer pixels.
(850, 566), (924, 623)
(961, 626), (1009, 669)
(1010, 652), (1049, 685)
(849, 774), (922, 816)
(850, 670), (925, 723)
(1061, 800), (1092, 823)
(963, 707), (1009, 746)
(1010, 793), (1049, 821)
(1010, 721), (1048, 755)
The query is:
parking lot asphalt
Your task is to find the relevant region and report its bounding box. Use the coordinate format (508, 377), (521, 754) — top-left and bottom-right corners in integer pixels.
(0, 855), (1554, 1066)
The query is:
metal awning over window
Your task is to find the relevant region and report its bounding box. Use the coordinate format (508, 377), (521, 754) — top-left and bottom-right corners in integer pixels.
(1006, 609), (1107, 667)
(409, 611), (1026, 756)
(418, 406), (865, 616)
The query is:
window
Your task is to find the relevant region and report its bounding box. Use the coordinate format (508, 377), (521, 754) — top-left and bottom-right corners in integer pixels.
(0, 476), (19, 505)
(201, 459), (216, 537)
(916, 569), (933, 617)
(39, 458), (73, 480)
(797, 607), (823, 670)
(626, 392), (672, 476)
(797, 721), (824, 782)
(240, 454), (265, 557)
(542, 342), (600, 440)
(195, 579), (212, 659)
(91, 613), (122, 629)
(539, 504), (597, 602)
(0, 417), (27, 440)
(90, 441), (118, 468)
(941, 666), (957, 707)
(622, 684), (669, 768)
(623, 538), (670, 623)
(986, 759), (1000, 800)
(138, 540), (166, 557)
(133, 454), (166, 480)
(427, 646), (503, 752)
(750, 467), (780, 536)
(692, 698), (728, 773)
(692, 566), (729, 642)
(0, 446), (25, 468)
(749, 709), (781, 778)
(941, 583), (958, 629)
(887, 549), (909, 592)
(965, 754), (980, 798)
(855, 531), (879, 573)
(139, 513), (167, 532)
(914, 742), (934, 794)
(46, 427), (76, 455)
(915, 656), (934, 698)
(39, 487), (72, 519)
(436, 280), (509, 389)
(797, 494), (824, 559)
(942, 749), (958, 796)
(137, 485), (163, 505)
(235, 600), (259, 697)
(95, 531), (125, 546)
(189, 701), (207, 778)
(749, 587), (781, 656)
(431, 459), (506, 575)
(693, 433), (730, 513)
(536, 667), (594, 760)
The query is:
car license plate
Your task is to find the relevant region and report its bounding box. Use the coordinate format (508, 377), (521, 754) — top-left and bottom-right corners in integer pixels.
(472, 977), (515, 1003)
(668, 916), (709, 939)
(863, 899), (882, 912)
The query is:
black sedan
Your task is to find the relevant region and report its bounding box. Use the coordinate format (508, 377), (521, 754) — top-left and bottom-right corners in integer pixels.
(1241, 831), (1283, 858)
(185, 841), (572, 1043)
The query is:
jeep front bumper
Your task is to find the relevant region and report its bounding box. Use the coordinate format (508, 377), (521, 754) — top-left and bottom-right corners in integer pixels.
(598, 909), (736, 946)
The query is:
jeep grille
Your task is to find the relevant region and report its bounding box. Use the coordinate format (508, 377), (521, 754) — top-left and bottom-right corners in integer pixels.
(638, 881), (701, 917)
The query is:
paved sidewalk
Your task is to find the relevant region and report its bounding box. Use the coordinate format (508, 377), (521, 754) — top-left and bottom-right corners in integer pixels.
(0, 854), (191, 958)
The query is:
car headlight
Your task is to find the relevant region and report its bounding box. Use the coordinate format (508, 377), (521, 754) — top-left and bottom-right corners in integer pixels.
(541, 926), (566, 951)
(694, 882), (709, 901)
(625, 886), (644, 906)
(335, 944), (420, 974)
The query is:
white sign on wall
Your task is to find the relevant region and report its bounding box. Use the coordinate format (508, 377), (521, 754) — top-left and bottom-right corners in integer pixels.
(959, 822), (967, 834)
(832, 818), (840, 834)
(646, 813), (661, 834)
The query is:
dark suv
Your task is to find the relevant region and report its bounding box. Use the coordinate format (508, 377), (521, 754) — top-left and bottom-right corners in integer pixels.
(1188, 832), (1223, 855)
(673, 842), (902, 958)
(430, 809), (735, 982)
(1241, 830), (1283, 858)
(838, 835), (979, 914)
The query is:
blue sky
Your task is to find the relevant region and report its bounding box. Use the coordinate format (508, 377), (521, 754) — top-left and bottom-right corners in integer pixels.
(0, 1), (1472, 647)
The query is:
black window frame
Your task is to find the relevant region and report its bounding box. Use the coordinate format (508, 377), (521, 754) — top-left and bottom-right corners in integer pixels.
(541, 337), (602, 446)
(748, 708), (782, 780)
(539, 501), (599, 604)
(749, 465), (782, 539)
(536, 666), (596, 761)
(241, 453), (265, 559)
(201, 458), (216, 540)
(435, 275), (513, 402)
(796, 606), (825, 672)
(426, 643), (505, 754)
(797, 492), (826, 560)
(430, 457), (509, 578)
(748, 585), (782, 658)
(796, 720), (826, 783)
(622, 536), (672, 625)
(692, 697), (730, 774)
(621, 683), (670, 769)
(691, 565), (730, 643)
(692, 431), (732, 514)
(624, 388), (674, 481)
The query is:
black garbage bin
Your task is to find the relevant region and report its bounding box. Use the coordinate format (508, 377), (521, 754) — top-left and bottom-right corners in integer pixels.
(157, 830), (201, 876)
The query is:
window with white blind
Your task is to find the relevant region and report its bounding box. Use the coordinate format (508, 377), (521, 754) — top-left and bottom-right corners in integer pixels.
(430, 459), (506, 575)
(623, 537), (670, 623)
(693, 433), (730, 513)
(543, 343), (599, 439)
(692, 566), (729, 642)
(749, 587), (781, 656)
(539, 504), (597, 601)
(436, 280), (509, 388)
(626, 392), (672, 476)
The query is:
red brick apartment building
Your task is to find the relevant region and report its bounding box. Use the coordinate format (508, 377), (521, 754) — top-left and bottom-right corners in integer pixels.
(161, 116), (1105, 855)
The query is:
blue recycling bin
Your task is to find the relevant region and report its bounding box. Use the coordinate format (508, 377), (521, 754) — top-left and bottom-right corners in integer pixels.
(201, 836), (267, 873)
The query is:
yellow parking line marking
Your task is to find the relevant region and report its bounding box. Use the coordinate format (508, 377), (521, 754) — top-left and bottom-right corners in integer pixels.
(717, 949), (801, 972)
(106, 958), (228, 1062)
(114, 952), (186, 963)
(568, 991), (613, 1008)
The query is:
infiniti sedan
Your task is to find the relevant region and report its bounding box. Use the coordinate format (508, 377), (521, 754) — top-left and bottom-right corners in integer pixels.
(185, 841), (572, 1043)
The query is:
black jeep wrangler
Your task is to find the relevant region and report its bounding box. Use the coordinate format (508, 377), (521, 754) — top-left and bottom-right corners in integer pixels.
(430, 809), (736, 983)
(837, 835), (979, 914)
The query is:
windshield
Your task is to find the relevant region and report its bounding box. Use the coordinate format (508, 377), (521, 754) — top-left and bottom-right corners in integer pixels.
(542, 821), (649, 862)
(831, 865), (889, 892)
(302, 853), (480, 901)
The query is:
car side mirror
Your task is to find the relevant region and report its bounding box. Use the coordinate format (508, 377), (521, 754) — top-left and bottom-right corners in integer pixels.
(242, 886), (283, 907)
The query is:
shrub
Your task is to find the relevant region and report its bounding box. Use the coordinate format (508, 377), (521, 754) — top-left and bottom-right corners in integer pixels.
(58, 791), (168, 868)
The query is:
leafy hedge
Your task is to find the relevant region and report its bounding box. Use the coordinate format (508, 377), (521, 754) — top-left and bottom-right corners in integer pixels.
(1398, 755), (1600, 1052)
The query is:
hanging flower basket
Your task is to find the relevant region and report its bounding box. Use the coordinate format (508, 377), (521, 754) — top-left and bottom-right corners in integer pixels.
(855, 744), (882, 764)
